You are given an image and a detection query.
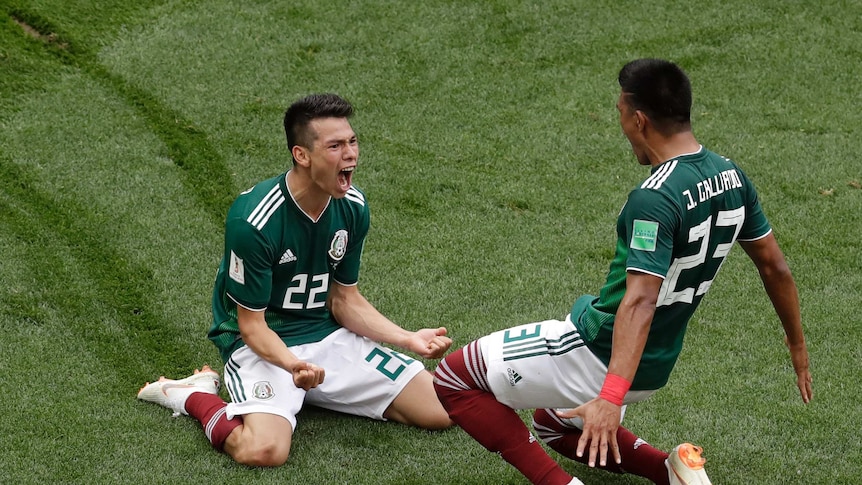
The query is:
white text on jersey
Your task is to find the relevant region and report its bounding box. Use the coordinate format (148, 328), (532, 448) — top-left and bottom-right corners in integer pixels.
(682, 168), (743, 210)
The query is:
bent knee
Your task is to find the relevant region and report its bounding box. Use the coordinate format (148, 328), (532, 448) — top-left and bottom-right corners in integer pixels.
(406, 408), (454, 431)
(234, 440), (291, 467)
(419, 411), (454, 431)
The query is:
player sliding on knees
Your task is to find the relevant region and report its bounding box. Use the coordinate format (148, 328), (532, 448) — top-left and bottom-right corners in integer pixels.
(138, 93), (452, 467)
(432, 59), (812, 485)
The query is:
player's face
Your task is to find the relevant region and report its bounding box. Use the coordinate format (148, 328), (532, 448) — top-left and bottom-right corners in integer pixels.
(305, 117), (358, 198)
(617, 92), (650, 166)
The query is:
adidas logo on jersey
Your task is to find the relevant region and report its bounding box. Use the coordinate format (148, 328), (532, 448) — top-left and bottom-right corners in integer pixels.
(279, 249), (297, 264)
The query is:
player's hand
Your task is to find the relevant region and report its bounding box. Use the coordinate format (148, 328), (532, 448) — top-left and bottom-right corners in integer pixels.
(786, 337), (813, 403)
(288, 361), (325, 391)
(557, 397), (622, 468)
(409, 327), (452, 359)
(796, 368), (813, 403)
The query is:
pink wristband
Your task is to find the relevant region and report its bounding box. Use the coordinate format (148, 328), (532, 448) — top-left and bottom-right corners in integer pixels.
(598, 373), (631, 406)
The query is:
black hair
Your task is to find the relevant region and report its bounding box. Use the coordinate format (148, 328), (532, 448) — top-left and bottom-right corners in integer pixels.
(618, 59), (691, 133)
(283, 93), (354, 153)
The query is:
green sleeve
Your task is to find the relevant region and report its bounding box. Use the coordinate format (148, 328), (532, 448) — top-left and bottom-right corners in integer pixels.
(223, 216), (274, 310)
(620, 188), (678, 278)
(332, 195), (370, 286)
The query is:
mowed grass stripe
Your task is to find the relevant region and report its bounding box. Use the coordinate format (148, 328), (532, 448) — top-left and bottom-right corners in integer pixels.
(4, 4), (236, 223)
(1, 1), (859, 483)
(0, 155), (201, 376)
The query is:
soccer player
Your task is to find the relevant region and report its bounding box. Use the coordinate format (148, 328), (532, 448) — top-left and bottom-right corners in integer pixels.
(433, 59), (813, 485)
(138, 93), (452, 466)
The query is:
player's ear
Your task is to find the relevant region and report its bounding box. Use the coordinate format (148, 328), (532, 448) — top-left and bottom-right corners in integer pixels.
(292, 145), (311, 167)
(635, 110), (648, 132)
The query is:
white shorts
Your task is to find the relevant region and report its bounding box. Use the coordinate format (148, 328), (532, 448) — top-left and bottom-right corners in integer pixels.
(222, 328), (425, 430)
(479, 316), (655, 428)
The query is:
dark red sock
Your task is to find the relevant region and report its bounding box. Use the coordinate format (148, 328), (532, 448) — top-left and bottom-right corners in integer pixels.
(532, 408), (670, 485)
(434, 345), (573, 485)
(185, 392), (242, 451)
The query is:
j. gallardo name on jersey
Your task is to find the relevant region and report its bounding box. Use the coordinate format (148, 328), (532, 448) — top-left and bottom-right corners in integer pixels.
(682, 167), (743, 210)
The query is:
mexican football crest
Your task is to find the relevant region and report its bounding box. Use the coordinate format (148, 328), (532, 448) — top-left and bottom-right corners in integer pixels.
(328, 229), (348, 261)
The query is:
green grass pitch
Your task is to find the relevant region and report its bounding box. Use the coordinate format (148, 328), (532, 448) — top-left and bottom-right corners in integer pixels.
(1, 0), (860, 483)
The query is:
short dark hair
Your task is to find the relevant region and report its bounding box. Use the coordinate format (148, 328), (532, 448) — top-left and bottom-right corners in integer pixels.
(283, 93), (354, 153)
(618, 59), (691, 133)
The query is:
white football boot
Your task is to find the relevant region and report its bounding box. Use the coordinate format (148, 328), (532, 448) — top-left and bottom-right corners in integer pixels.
(666, 443), (712, 485)
(137, 365), (220, 417)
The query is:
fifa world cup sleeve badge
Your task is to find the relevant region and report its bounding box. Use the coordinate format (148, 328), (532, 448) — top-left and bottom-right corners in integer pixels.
(229, 250), (246, 284)
(631, 220), (659, 252)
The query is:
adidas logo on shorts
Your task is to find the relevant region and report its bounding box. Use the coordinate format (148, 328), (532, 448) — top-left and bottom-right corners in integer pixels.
(507, 368), (522, 386)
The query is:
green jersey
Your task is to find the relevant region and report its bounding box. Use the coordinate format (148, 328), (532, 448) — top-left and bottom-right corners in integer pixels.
(572, 147), (771, 390)
(209, 171), (370, 363)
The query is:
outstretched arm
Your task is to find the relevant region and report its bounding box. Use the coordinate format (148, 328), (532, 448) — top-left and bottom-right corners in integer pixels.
(739, 233), (813, 403)
(327, 282), (452, 359)
(557, 270), (662, 468)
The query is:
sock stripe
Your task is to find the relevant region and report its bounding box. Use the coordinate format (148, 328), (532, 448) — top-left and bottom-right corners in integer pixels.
(204, 407), (227, 442)
(531, 422), (563, 443)
(434, 360), (471, 391)
(532, 408), (573, 444)
(465, 341), (490, 392)
(543, 408), (570, 428)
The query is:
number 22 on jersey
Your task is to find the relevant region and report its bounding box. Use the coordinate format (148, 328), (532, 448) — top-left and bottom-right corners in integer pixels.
(658, 207), (745, 307)
(282, 273), (329, 309)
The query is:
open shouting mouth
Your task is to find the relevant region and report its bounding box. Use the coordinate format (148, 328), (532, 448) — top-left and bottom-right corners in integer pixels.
(338, 166), (355, 191)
